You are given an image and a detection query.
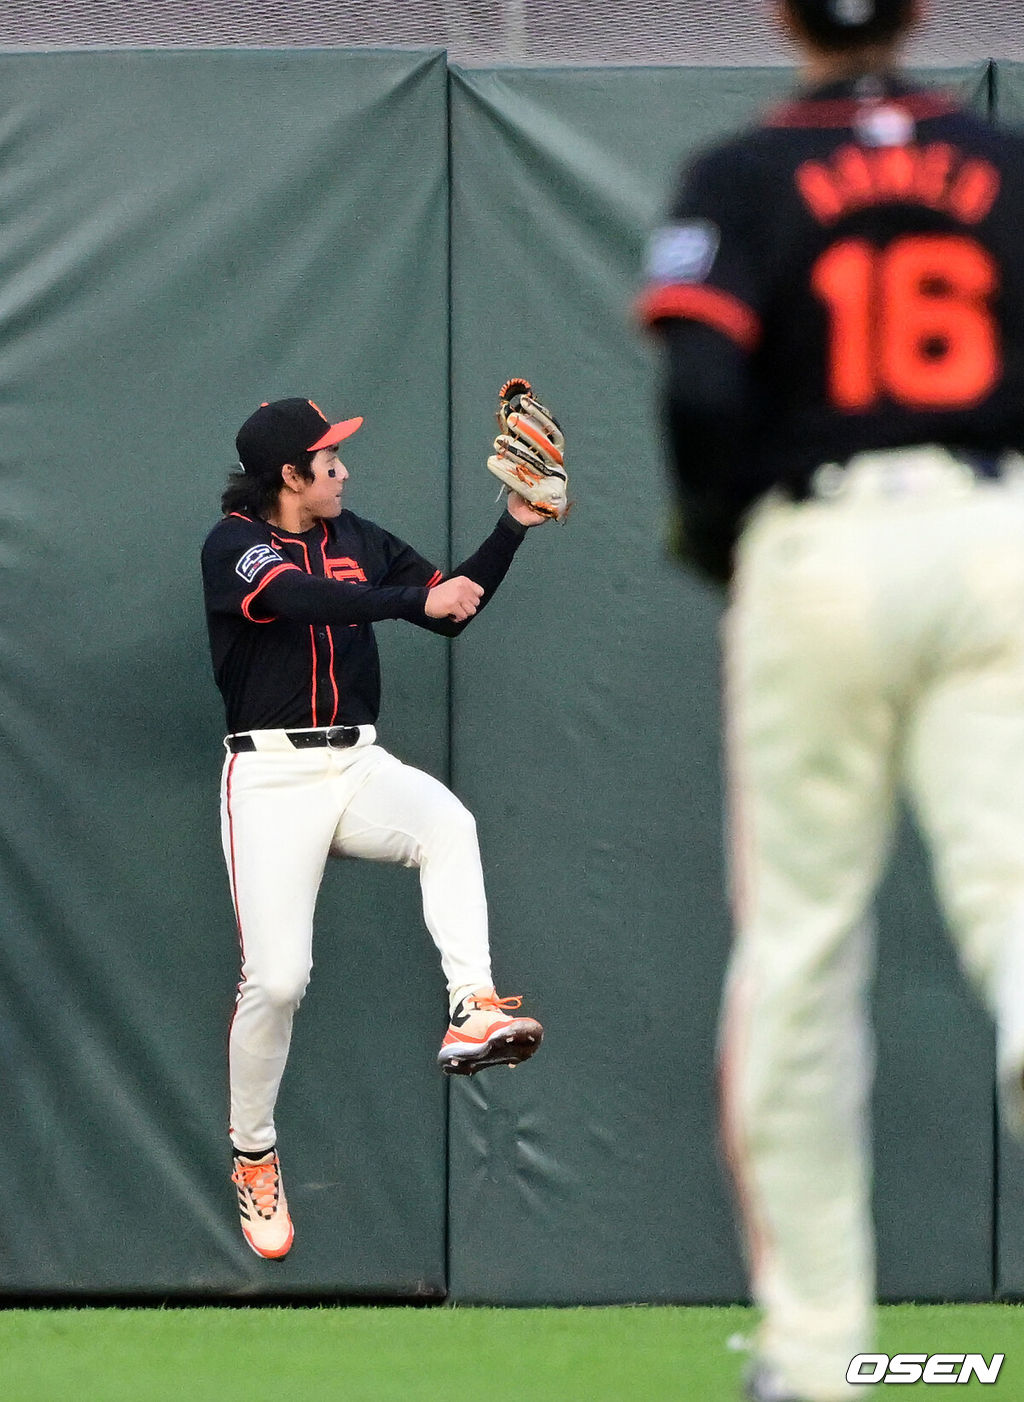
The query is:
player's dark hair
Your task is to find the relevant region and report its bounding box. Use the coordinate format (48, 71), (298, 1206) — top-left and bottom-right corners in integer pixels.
(784, 0), (914, 52)
(220, 450), (315, 518)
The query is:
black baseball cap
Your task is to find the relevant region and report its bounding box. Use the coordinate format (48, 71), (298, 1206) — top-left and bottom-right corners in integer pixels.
(235, 397), (363, 477)
(786, 0), (914, 48)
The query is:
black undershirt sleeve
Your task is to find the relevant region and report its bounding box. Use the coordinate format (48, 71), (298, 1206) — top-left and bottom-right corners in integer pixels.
(412, 511), (528, 638)
(252, 512), (528, 635)
(451, 512), (527, 591)
(257, 570), (430, 626)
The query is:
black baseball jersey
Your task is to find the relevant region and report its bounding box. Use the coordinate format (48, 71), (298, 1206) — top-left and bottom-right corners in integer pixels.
(641, 75), (1024, 508)
(202, 509), (526, 732)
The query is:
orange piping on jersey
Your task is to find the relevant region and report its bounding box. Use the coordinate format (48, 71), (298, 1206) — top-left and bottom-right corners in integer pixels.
(426, 569), (444, 588)
(637, 284), (761, 351)
(796, 142), (1001, 225)
(241, 563), (301, 622)
(326, 626), (338, 723)
(320, 525), (340, 725)
(766, 92), (957, 129)
(229, 512), (254, 522)
(291, 537), (317, 726)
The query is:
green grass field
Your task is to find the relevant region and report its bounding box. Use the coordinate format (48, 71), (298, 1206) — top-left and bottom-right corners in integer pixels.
(1, 1303), (1020, 1401)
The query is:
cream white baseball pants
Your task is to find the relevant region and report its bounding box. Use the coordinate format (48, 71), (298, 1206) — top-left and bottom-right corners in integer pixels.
(720, 449), (1024, 1402)
(220, 726), (493, 1151)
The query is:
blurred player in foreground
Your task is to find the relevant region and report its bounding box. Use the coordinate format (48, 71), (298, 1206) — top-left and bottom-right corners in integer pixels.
(641, 1), (1024, 1397)
(201, 395), (555, 1258)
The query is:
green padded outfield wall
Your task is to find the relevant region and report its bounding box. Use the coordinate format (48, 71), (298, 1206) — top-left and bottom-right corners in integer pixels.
(446, 62), (999, 1306)
(0, 48), (453, 1297)
(0, 50), (1016, 1306)
(994, 59), (1024, 127)
(995, 63), (1024, 1305)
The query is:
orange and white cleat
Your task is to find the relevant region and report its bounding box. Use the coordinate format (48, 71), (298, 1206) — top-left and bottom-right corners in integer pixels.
(231, 1148), (294, 1259)
(438, 987), (543, 1076)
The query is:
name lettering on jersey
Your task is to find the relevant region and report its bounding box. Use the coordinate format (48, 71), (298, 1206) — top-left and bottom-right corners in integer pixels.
(235, 543), (285, 583)
(796, 142), (1000, 226)
(324, 556), (367, 583)
(647, 220), (720, 284)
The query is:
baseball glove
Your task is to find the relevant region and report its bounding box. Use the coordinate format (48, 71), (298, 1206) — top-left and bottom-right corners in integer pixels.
(486, 377), (569, 522)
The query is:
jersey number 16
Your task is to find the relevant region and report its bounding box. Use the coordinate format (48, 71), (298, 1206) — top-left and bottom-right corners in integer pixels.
(812, 233), (1000, 412)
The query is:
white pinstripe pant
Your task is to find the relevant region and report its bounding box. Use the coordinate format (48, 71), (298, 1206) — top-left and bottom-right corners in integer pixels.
(220, 728), (493, 1151)
(720, 450), (1024, 1401)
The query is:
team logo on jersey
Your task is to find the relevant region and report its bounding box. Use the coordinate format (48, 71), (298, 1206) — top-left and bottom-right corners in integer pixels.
(324, 556), (367, 583)
(235, 543), (284, 583)
(647, 220), (720, 285)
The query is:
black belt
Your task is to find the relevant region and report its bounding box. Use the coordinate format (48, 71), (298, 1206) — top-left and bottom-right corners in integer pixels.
(227, 726), (361, 753)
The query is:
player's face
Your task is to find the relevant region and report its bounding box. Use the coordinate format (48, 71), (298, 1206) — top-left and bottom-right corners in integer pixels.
(304, 447), (349, 519)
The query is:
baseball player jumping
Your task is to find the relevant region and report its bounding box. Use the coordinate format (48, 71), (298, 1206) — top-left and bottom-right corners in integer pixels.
(642, 1), (1024, 1398)
(201, 394), (558, 1259)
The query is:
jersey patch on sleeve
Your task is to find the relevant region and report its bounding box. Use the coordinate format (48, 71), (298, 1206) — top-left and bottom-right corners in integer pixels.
(647, 220), (721, 285)
(235, 542), (285, 583)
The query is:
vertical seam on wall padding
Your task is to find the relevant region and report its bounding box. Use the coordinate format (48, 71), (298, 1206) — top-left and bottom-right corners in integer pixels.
(981, 57), (999, 1300)
(984, 51), (1000, 1308)
(445, 66), (455, 799)
(992, 1082), (1000, 1298)
(443, 51), (454, 1299)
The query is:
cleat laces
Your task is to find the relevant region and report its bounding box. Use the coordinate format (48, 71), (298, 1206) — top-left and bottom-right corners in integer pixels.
(232, 1159), (280, 1220)
(468, 992), (523, 1014)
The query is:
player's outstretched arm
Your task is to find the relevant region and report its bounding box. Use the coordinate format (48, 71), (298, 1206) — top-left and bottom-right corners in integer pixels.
(412, 512), (527, 637)
(202, 522), (433, 628)
(354, 507), (529, 638)
(375, 380), (565, 637)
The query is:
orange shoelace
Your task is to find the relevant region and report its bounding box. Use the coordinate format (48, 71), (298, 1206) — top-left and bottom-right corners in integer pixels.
(231, 1159), (280, 1216)
(469, 992), (523, 1013)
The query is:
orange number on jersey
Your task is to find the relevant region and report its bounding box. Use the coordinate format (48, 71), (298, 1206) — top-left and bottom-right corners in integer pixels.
(812, 233), (1000, 412)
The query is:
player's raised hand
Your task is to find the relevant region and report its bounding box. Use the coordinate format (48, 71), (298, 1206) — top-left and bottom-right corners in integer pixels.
(425, 575), (484, 621)
(506, 491), (553, 527)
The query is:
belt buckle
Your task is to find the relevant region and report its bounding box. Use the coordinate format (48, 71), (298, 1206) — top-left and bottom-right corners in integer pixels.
(325, 725), (357, 749)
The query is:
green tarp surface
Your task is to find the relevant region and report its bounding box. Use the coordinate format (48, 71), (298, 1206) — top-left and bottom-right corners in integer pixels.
(0, 49), (1017, 1303)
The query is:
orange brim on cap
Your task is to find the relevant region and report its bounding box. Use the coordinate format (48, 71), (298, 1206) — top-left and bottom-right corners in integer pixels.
(308, 416), (363, 450)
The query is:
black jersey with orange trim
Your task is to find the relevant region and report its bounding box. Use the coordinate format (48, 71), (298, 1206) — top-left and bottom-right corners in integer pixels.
(641, 75), (1024, 500)
(202, 508), (526, 732)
